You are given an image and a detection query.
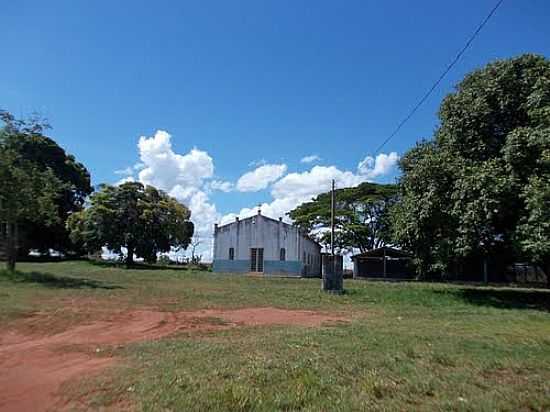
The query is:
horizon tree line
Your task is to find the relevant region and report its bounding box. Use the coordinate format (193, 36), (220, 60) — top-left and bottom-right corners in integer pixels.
(0, 111), (194, 270)
(1, 54), (549, 280)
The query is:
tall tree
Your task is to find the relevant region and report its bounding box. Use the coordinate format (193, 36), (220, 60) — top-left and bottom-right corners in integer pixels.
(392, 54), (550, 278)
(0, 112), (62, 271)
(67, 182), (194, 267)
(391, 142), (459, 276)
(511, 128), (550, 283)
(2, 118), (92, 256)
(289, 182), (397, 253)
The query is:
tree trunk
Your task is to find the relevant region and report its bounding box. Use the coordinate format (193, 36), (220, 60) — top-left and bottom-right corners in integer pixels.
(6, 221), (17, 272)
(126, 244), (134, 268)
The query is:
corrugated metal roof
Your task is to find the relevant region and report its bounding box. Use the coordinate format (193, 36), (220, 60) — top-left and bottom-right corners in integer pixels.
(351, 246), (412, 260)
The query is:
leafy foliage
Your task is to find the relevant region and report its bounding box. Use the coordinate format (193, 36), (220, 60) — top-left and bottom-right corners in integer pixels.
(515, 148), (550, 276)
(67, 182), (194, 266)
(289, 182), (397, 253)
(0, 111), (92, 256)
(392, 54), (550, 278)
(0, 112), (62, 270)
(390, 142), (458, 275)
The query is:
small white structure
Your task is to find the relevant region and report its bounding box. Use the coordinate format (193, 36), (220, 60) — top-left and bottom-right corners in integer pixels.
(212, 210), (321, 277)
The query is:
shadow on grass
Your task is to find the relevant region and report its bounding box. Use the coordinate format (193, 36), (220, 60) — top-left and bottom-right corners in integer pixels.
(0, 270), (123, 290)
(87, 259), (195, 271)
(17, 255), (87, 263)
(434, 287), (550, 312)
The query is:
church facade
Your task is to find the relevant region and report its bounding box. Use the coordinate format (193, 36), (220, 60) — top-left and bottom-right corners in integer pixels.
(212, 211), (321, 277)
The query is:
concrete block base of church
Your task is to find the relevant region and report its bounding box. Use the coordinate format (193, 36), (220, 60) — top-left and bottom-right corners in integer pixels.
(212, 212), (321, 277)
(213, 259), (304, 277)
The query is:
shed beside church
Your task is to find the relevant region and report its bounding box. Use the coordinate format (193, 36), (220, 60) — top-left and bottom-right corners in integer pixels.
(351, 246), (413, 279)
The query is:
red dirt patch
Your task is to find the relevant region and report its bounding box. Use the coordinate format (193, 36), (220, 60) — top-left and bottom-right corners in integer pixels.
(197, 307), (347, 327)
(0, 307), (347, 411)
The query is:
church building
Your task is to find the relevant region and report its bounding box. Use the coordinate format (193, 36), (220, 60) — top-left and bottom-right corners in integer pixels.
(212, 210), (321, 277)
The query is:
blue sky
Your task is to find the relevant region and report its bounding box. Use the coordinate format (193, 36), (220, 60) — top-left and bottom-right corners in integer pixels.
(2, 0), (549, 255)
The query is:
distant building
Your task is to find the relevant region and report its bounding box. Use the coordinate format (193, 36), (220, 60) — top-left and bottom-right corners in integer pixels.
(212, 210), (321, 277)
(351, 246), (413, 279)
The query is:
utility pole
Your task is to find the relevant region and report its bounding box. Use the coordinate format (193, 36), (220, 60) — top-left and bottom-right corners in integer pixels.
(331, 179), (335, 256)
(322, 179), (343, 293)
(383, 247), (387, 279)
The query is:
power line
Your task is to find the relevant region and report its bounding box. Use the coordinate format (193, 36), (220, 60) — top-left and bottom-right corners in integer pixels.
(373, 0), (504, 154)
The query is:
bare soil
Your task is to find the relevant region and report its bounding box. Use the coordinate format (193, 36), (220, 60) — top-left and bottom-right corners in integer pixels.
(0, 306), (347, 411)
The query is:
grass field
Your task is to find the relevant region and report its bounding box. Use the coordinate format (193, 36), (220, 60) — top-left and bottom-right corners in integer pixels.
(1, 261), (550, 411)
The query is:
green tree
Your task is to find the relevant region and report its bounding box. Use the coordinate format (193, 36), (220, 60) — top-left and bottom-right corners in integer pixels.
(392, 54), (550, 279)
(68, 182), (194, 267)
(289, 182), (397, 253)
(512, 128), (550, 283)
(0, 111), (92, 257)
(0, 112), (62, 271)
(11, 131), (92, 256)
(390, 142), (458, 276)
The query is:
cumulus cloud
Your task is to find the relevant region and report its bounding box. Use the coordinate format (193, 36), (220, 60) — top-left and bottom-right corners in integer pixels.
(114, 162), (146, 176)
(115, 176), (136, 186)
(271, 166), (364, 200)
(357, 152), (400, 178)
(169, 186), (219, 237)
(221, 166), (361, 225)
(138, 130), (214, 190)
(248, 159), (267, 167)
(135, 130), (219, 249)
(221, 153), (399, 233)
(236, 164), (288, 192)
(114, 166), (134, 176)
(208, 180), (234, 193)
(300, 154), (321, 164)
(120, 129), (399, 262)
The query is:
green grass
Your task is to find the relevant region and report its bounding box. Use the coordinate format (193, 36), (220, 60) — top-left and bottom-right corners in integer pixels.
(1, 260), (550, 411)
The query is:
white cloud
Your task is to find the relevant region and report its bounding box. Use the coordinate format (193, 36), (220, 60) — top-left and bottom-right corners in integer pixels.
(114, 166), (133, 176)
(208, 180), (234, 193)
(236, 164), (288, 192)
(271, 166), (364, 200)
(222, 166), (364, 226)
(138, 130), (214, 190)
(123, 130), (399, 263)
(248, 159), (267, 167)
(115, 176), (136, 186)
(357, 152), (400, 178)
(222, 153), (399, 235)
(169, 186), (218, 238)
(115, 162), (146, 176)
(135, 130), (220, 260)
(300, 154), (321, 164)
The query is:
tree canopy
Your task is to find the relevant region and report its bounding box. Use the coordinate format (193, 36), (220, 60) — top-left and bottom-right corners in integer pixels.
(392, 54), (550, 278)
(67, 182), (194, 266)
(0, 112), (62, 271)
(0, 111), (92, 256)
(10, 128), (92, 256)
(288, 182), (397, 253)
